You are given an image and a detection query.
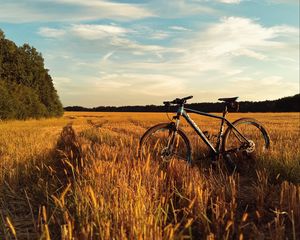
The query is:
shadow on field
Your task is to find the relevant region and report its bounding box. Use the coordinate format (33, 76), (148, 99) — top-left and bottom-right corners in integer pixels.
(1, 123), (299, 239)
(0, 148), (56, 239)
(0, 123), (89, 239)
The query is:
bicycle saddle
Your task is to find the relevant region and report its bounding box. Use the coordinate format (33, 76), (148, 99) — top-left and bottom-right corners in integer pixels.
(218, 97), (238, 103)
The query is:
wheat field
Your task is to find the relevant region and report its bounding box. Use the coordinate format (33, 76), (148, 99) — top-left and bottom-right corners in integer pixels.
(0, 112), (299, 239)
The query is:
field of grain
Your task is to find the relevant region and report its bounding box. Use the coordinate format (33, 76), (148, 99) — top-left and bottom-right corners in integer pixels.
(0, 112), (299, 239)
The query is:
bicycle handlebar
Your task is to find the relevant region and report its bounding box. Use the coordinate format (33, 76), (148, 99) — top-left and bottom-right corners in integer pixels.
(163, 95), (193, 105)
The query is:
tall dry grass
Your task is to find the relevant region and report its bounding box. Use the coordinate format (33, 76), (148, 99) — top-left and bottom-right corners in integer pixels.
(0, 112), (299, 239)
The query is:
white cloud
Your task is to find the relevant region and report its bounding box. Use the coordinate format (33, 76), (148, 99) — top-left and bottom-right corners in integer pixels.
(260, 76), (283, 85)
(150, 32), (169, 40)
(149, 0), (217, 18)
(169, 26), (190, 31)
(91, 16), (298, 78)
(271, 25), (299, 36)
(228, 75), (298, 100)
(217, 0), (241, 4)
(184, 17), (299, 60)
(0, 0), (154, 23)
(102, 52), (115, 61)
(233, 49), (267, 60)
(37, 24), (179, 64)
(39, 16), (298, 105)
(95, 73), (187, 96)
(55, 72), (188, 106)
(95, 16), (298, 100)
(54, 0), (155, 20)
(71, 24), (129, 40)
(52, 76), (72, 95)
(109, 37), (168, 53)
(53, 76), (72, 84)
(0, 2), (44, 23)
(131, 25), (171, 40)
(38, 27), (66, 38)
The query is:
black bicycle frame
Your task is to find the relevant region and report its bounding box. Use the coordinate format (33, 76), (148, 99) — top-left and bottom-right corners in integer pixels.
(174, 105), (249, 156)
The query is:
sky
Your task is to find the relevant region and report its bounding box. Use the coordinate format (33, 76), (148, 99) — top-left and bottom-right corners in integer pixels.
(0, 0), (299, 107)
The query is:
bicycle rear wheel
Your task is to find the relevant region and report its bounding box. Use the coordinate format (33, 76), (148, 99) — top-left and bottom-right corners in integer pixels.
(222, 118), (270, 172)
(139, 123), (192, 165)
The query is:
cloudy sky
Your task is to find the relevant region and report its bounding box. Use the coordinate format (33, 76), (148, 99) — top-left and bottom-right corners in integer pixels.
(0, 0), (299, 107)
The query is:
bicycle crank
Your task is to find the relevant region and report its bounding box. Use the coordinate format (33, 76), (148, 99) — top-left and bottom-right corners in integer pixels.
(245, 140), (255, 153)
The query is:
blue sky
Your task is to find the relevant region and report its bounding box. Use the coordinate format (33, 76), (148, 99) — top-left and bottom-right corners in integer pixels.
(0, 0), (299, 107)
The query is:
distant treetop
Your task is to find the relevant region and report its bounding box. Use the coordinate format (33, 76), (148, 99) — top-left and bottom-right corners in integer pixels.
(65, 94), (300, 113)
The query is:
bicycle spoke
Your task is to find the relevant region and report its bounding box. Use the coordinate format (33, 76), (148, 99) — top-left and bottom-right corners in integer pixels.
(223, 118), (270, 172)
(139, 123), (191, 165)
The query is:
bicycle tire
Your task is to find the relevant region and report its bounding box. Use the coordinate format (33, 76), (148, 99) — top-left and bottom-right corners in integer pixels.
(139, 123), (192, 165)
(222, 118), (270, 172)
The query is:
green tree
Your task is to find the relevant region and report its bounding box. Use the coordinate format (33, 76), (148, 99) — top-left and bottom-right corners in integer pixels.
(0, 81), (16, 119)
(0, 29), (4, 40)
(0, 28), (64, 120)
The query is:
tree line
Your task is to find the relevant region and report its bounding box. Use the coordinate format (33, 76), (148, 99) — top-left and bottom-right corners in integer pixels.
(65, 94), (300, 112)
(0, 29), (63, 120)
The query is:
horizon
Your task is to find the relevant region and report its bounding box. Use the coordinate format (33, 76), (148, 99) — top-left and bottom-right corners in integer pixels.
(64, 93), (299, 108)
(1, 0), (299, 107)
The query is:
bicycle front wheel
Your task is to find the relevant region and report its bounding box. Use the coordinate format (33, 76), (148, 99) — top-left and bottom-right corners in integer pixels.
(222, 118), (270, 172)
(139, 123), (192, 165)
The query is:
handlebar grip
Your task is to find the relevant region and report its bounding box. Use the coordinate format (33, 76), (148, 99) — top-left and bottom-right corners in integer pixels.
(163, 96), (193, 105)
(183, 95), (193, 100)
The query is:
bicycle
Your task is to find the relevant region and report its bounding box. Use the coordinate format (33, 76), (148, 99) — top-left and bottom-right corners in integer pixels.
(138, 96), (270, 171)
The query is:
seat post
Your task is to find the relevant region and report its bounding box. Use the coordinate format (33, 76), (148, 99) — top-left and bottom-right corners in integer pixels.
(223, 105), (228, 118)
(215, 104), (228, 158)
